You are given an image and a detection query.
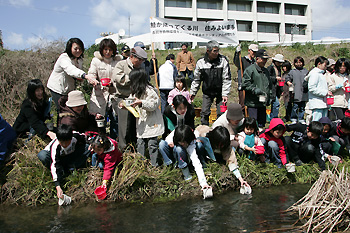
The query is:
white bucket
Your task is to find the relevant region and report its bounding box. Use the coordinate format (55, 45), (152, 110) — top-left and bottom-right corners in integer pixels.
(240, 185), (252, 195)
(96, 117), (105, 128)
(58, 194), (72, 206)
(330, 156), (341, 165)
(286, 163), (296, 173)
(202, 187), (213, 199)
(259, 95), (266, 102)
(289, 85), (294, 92)
(125, 98), (135, 107)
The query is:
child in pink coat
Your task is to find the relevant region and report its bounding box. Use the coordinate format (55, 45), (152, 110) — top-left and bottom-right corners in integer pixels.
(167, 75), (191, 105)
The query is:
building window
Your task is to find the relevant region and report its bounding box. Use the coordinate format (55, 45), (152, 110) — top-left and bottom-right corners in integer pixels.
(285, 4), (306, 16)
(197, 0), (223, 10)
(228, 0), (252, 12)
(257, 2), (279, 14)
(285, 24), (306, 35)
(257, 22), (279, 33)
(237, 21), (252, 32)
(164, 0), (192, 8)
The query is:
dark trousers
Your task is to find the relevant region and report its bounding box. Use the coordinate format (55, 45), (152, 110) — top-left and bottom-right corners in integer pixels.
(247, 106), (266, 128)
(114, 97), (137, 151)
(285, 136), (332, 170)
(201, 94), (223, 125)
(180, 68), (194, 81)
(159, 89), (171, 114)
(328, 107), (346, 121)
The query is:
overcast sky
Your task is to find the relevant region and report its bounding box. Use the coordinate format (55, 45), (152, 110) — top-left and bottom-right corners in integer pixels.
(1, 0), (350, 50)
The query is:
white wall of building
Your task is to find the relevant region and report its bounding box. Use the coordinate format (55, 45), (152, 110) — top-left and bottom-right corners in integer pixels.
(151, 0), (312, 45)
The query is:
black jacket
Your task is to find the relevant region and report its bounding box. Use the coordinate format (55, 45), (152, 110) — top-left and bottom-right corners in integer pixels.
(163, 105), (195, 138)
(13, 99), (49, 138)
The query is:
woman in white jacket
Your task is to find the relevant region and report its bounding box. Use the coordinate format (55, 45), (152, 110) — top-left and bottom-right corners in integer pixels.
(306, 56), (332, 121)
(326, 58), (350, 120)
(47, 38), (98, 112)
(88, 39), (122, 138)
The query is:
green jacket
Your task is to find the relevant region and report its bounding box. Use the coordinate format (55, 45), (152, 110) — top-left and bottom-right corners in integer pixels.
(242, 63), (273, 107)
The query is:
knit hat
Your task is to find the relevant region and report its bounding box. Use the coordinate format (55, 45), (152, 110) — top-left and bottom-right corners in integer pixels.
(66, 90), (87, 107)
(226, 103), (244, 121)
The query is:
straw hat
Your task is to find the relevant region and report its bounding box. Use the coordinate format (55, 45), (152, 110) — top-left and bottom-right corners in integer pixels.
(66, 90), (87, 107)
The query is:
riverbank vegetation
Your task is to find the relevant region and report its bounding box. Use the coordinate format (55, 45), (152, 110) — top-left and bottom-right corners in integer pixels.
(288, 167), (350, 232)
(0, 42), (350, 206)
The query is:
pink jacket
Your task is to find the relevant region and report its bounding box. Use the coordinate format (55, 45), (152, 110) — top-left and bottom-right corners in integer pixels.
(97, 138), (123, 180)
(236, 132), (263, 150)
(167, 88), (191, 105)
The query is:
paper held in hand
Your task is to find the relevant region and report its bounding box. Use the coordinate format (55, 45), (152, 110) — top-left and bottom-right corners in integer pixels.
(120, 100), (140, 118)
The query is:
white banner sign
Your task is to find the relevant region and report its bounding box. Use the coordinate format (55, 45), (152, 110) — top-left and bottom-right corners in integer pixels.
(150, 17), (238, 45)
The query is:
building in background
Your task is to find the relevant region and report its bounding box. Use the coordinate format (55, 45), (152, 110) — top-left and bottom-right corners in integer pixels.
(151, 0), (312, 46)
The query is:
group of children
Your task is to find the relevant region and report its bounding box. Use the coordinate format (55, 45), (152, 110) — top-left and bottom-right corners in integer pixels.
(2, 37), (350, 202)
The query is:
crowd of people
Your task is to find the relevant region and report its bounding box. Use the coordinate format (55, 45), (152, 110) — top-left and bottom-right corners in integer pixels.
(1, 37), (350, 201)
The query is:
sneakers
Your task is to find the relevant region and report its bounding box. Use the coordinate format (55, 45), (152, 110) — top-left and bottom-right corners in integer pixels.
(181, 167), (192, 181)
(295, 159), (304, 166)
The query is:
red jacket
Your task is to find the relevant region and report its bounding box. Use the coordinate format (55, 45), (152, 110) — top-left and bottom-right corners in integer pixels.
(98, 138), (123, 180)
(260, 118), (288, 165)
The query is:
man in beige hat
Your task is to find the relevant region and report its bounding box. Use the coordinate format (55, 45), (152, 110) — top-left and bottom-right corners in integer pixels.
(111, 46), (148, 150)
(234, 44), (258, 110)
(267, 54), (284, 119)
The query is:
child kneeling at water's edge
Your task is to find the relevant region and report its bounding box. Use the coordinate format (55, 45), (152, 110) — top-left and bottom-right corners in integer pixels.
(37, 124), (90, 202)
(87, 133), (123, 189)
(159, 125), (212, 198)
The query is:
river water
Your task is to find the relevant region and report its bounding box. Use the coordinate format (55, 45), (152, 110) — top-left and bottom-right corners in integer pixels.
(0, 184), (310, 232)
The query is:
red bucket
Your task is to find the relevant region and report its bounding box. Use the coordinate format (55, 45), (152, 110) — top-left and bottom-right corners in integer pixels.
(345, 86), (350, 93)
(94, 186), (107, 200)
(100, 78), (111, 86)
(278, 81), (285, 87)
(256, 145), (265, 154)
(220, 103), (227, 113)
(327, 95), (334, 105)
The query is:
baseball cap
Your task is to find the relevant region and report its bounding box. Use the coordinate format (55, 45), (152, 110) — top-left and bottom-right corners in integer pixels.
(255, 49), (270, 59)
(131, 47), (147, 60)
(121, 45), (130, 53)
(134, 41), (145, 48)
(248, 44), (259, 52)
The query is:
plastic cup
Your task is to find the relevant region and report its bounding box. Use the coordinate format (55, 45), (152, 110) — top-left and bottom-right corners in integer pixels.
(125, 98), (135, 107)
(100, 78), (111, 86)
(96, 116), (105, 128)
(95, 186), (107, 200)
(286, 163), (296, 173)
(202, 186), (213, 199)
(330, 156), (341, 165)
(327, 96), (334, 105)
(58, 194), (72, 206)
(240, 185), (252, 195)
(289, 85), (294, 92)
(220, 103), (227, 113)
(278, 81), (285, 87)
(259, 95), (266, 102)
(255, 145), (265, 154)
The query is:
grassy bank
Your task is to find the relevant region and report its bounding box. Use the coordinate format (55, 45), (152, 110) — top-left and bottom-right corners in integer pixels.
(1, 42), (350, 206)
(1, 135), (347, 206)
